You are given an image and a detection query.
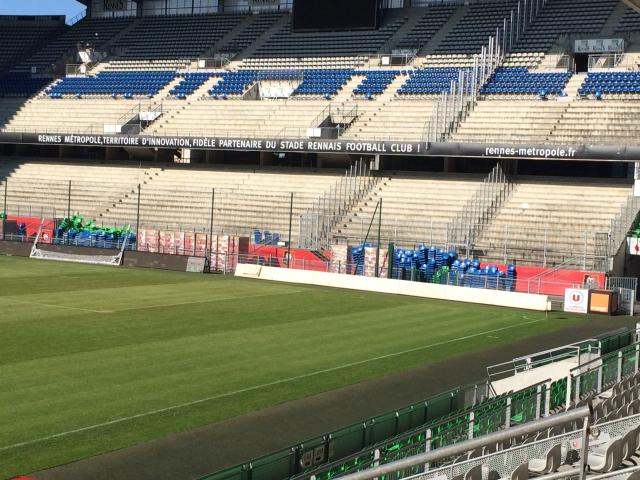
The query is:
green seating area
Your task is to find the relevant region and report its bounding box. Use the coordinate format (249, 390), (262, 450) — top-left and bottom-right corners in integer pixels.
(199, 329), (633, 480)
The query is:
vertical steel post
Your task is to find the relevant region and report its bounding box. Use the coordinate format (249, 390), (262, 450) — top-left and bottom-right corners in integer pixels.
(2, 181), (6, 241)
(287, 192), (293, 268)
(375, 199), (382, 278)
(209, 188), (215, 261)
(67, 180), (72, 220)
(135, 184), (141, 250)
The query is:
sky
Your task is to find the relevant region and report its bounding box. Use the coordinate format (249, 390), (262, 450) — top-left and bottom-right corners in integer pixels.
(0, 0), (86, 23)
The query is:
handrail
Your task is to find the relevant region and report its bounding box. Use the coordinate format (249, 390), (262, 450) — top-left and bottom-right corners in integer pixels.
(295, 377), (550, 480)
(569, 340), (640, 374)
(610, 192), (640, 258)
(446, 163), (511, 253)
(335, 405), (592, 480)
(298, 159), (375, 250)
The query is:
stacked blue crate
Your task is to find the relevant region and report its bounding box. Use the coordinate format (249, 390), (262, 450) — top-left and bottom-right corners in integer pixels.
(48, 71), (177, 97)
(170, 72), (221, 99)
(353, 70), (400, 97)
(351, 245), (367, 275)
(55, 230), (136, 250)
(480, 68), (572, 95)
(397, 68), (466, 95)
(209, 71), (258, 98)
(253, 229), (282, 245)
(293, 69), (355, 97)
(578, 72), (640, 96)
(505, 264), (517, 291)
(0, 73), (51, 97)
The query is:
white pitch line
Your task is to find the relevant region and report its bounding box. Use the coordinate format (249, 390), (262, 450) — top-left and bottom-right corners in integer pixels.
(3, 297), (109, 314)
(0, 317), (542, 452)
(105, 290), (305, 313)
(2, 290), (304, 315)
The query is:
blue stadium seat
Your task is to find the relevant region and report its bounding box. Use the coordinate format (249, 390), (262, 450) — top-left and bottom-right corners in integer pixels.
(353, 70), (400, 97)
(480, 68), (572, 96)
(170, 72), (222, 98)
(209, 71), (257, 97)
(397, 68), (467, 95)
(292, 69), (354, 98)
(578, 72), (640, 97)
(0, 73), (51, 97)
(48, 71), (177, 97)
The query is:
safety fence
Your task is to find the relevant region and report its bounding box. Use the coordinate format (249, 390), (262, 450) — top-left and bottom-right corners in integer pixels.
(299, 159), (377, 251)
(197, 329), (635, 480)
(0, 174), (630, 271)
(423, 0), (550, 143)
(0, 178), (304, 246)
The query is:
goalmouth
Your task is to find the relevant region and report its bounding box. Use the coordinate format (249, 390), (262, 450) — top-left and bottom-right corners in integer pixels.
(29, 220), (131, 267)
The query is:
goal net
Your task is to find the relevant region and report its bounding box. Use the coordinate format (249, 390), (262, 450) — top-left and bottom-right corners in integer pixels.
(30, 220), (131, 266)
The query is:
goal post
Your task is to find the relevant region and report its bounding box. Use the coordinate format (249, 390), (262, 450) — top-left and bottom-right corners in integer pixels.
(30, 219), (132, 266)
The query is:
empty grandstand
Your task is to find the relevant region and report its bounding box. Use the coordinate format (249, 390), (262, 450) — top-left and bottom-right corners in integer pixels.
(3, 1), (640, 480)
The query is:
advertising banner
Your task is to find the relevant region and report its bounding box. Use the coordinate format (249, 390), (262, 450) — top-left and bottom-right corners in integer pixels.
(564, 288), (589, 314)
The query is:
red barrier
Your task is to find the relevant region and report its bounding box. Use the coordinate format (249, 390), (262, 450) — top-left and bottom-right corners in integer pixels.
(1, 216), (54, 243)
(248, 245), (330, 271)
(476, 263), (605, 296)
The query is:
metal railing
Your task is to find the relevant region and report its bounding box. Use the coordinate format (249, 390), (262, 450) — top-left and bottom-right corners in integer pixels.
(447, 164), (512, 256)
(423, 0), (549, 143)
(588, 54), (622, 70)
(332, 406), (593, 480)
(610, 193), (640, 259)
(299, 160), (377, 250)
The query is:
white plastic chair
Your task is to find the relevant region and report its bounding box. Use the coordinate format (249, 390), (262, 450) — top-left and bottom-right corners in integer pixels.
(529, 444), (562, 475)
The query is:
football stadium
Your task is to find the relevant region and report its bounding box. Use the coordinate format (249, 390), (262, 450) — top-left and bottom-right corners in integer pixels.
(3, 0), (640, 479)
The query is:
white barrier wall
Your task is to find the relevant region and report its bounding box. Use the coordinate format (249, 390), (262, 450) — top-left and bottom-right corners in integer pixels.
(235, 265), (551, 311)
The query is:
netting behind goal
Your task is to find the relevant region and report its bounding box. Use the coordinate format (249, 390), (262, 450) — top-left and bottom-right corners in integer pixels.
(29, 220), (130, 266)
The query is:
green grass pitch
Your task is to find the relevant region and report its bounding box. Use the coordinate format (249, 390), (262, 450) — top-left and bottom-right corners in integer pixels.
(0, 255), (587, 478)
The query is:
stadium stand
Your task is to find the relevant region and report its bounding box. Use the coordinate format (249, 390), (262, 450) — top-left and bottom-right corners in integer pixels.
(579, 72), (640, 96)
(452, 97), (640, 147)
(109, 14), (243, 67)
(476, 178), (631, 265)
(0, 16), (64, 73)
(1, 98), (166, 134)
(397, 68), (466, 96)
(551, 101), (640, 146)
(218, 13), (282, 55)
(293, 69), (355, 97)
(97, 168), (344, 241)
(395, 5), (458, 52)
(614, 6), (640, 32)
(480, 68), (572, 96)
(0, 160), (153, 220)
(0, 99), (26, 126)
(0, 0), (638, 271)
(450, 100), (567, 144)
(0, 73), (52, 98)
(333, 174), (485, 246)
(434, 1), (517, 55)
(353, 70), (400, 97)
(245, 12), (407, 61)
(510, 0), (618, 53)
(342, 99), (435, 141)
(169, 72), (220, 98)
(4, 2), (640, 478)
(148, 100), (329, 138)
(11, 18), (135, 74)
(48, 71), (178, 97)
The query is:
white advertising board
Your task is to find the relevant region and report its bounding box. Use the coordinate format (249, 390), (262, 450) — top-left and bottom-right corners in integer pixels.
(564, 288), (589, 314)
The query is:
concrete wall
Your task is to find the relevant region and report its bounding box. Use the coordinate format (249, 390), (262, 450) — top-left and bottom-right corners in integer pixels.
(236, 265), (552, 311)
